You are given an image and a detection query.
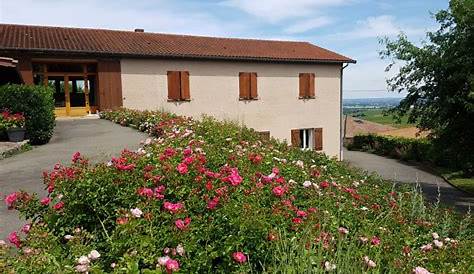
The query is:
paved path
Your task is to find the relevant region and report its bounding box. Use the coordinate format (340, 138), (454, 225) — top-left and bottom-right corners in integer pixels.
(0, 118), (147, 239)
(344, 149), (473, 212)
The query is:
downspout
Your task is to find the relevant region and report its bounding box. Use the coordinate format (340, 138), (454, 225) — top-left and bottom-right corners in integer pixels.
(339, 63), (349, 161)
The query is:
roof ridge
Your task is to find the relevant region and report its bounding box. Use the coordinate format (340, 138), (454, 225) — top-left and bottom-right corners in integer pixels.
(0, 23), (310, 44)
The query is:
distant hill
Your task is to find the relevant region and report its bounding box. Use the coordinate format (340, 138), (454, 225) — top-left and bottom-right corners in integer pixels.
(343, 97), (403, 109)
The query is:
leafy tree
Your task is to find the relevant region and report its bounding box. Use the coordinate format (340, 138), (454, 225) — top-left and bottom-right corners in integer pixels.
(380, 0), (474, 174)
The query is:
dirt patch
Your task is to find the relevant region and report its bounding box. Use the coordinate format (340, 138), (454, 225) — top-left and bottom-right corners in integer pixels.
(379, 127), (429, 139)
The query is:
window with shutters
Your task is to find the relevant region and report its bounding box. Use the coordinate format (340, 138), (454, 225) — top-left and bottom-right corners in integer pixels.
(299, 73), (315, 99)
(167, 71), (190, 101)
(239, 72), (258, 100)
(291, 128), (323, 151)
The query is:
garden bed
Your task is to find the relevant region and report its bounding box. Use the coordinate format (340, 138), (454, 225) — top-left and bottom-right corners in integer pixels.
(1, 108), (473, 273)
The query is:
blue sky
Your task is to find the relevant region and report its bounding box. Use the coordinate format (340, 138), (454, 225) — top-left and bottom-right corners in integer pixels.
(0, 0), (448, 98)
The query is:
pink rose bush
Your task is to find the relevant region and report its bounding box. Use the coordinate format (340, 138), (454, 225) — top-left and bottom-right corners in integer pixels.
(1, 108), (472, 273)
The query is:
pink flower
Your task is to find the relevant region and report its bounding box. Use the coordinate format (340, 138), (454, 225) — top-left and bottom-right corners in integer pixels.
(176, 163), (188, 174)
(272, 167), (280, 175)
(53, 201), (64, 210)
(163, 202), (184, 214)
(420, 244), (433, 252)
(413, 267), (433, 274)
(164, 147), (176, 157)
(175, 217), (191, 230)
(165, 258), (180, 272)
(40, 197), (51, 205)
(296, 210), (307, 218)
(433, 239), (443, 248)
(183, 148), (193, 156)
(228, 168), (243, 186)
(183, 156), (194, 165)
(5, 192), (18, 208)
(338, 227), (349, 235)
(272, 186), (286, 197)
(371, 236), (381, 246)
(138, 187), (154, 198)
(21, 223), (31, 234)
(232, 252), (247, 263)
(72, 151), (81, 163)
(8, 232), (21, 248)
(207, 197), (219, 210)
(292, 217), (303, 224)
(157, 256), (170, 266)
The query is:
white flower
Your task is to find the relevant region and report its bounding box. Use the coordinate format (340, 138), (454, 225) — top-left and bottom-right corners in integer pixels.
(363, 256), (376, 268)
(106, 161), (113, 167)
(157, 256), (170, 266)
(295, 160), (304, 168)
(176, 244), (185, 256)
(352, 181), (360, 187)
(360, 206), (368, 211)
(431, 232), (439, 239)
(0, 240), (7, 246)
(303, 181), (312, 188)
(413, 266), (433, 274)
(75, 264), (90, 273)
(288, 179), (296, 185)
(77, 255), (90, 265)
(131, 208), (143, 218)
(145, 138), (152, 145)
(433, 239), (443, 248)
(88, 250), (101, 260)
(64, 234), (74, 240)
(324, 261), (336, 271)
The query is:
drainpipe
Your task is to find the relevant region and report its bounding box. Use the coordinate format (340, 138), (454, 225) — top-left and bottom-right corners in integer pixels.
(339, 63), (349, 161)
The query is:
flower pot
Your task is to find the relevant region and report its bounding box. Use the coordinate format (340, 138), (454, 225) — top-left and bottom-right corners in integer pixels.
(7, 127), (26, 142)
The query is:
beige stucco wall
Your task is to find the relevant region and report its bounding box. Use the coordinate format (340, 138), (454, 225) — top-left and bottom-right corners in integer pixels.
(121, 59), (342, 159)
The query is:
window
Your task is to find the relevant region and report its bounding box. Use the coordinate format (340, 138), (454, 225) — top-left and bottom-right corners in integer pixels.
(299, 73), (315, 99)
(257, 131), (270, 140)
(291, 128), (323, 150)
(239, 72), (258, 100)
(167, 71), (190, 101)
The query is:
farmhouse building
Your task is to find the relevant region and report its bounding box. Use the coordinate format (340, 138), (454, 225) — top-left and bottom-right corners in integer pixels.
(0, 24), (355, 159)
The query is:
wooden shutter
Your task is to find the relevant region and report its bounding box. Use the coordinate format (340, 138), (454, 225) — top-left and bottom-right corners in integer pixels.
(314, 128), (323, 151)
(98, 59), (123, 110)
(167, 71), (181, 100)
(291, 129), (301, 148)
(180, 71), (190, 100)
(299, 73), (308, 98)
(308, 73), (315, 98)
(250, 73), (258, 99)
(239, 72), (250, 99)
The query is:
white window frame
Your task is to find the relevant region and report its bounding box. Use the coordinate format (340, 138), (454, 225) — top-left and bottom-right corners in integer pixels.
(300, 128), (314, 150)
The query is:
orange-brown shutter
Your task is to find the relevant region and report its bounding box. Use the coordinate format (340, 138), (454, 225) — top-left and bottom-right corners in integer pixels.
(314, 128), (323, 151)
(308, 73), (315, 98)
(180, 71), (190, 100)
(250, 72), (258, 99)
(239, 72), (250, 99)
(167, 71), (180, 100)
(299, 73), (308, 98)
(291, 129), (301, 148)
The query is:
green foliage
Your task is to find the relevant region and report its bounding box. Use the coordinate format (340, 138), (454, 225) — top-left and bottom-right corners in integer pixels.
(345, 109), (412, 128)
(2, 109), (473, 273)
(0, 84), (56, 144)
(380, 0), (474, 175)
(348, 134), (433, 162)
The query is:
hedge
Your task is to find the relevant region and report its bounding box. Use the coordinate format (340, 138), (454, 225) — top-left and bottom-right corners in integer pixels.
(0, 84), (55, 144)
(347, 134), (433, 162)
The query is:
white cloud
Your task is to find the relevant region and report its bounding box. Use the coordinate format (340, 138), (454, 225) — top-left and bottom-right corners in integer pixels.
(221, 0), (352, 22)
(329, 15), (427, 40)
(283, 17), (333, 34)
(0, 0), (242, 37)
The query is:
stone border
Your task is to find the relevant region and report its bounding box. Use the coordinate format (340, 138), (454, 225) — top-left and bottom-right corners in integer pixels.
(0, 140), (31, 160)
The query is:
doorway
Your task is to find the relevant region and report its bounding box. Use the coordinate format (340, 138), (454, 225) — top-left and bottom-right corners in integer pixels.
(33, 62), (98, 116)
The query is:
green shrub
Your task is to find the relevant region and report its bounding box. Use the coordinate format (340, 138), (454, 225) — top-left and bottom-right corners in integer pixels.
(349, 134), (433, 162)
(0, 84), (55, 144)
(2, 109), (473, 273)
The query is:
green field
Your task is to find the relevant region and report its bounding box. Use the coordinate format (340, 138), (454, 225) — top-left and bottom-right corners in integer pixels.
(345, 108), (412, 128)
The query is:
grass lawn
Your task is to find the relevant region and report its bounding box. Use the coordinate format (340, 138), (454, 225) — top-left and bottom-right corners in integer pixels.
(347, 108), (412, 128)
(441, 171), (474, 195)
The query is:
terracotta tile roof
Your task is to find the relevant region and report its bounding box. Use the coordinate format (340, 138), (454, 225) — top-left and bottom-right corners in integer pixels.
(0, 24), (355, 63)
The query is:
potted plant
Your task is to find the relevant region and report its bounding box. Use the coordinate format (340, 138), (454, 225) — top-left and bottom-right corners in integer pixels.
(2, 110), (26, 142)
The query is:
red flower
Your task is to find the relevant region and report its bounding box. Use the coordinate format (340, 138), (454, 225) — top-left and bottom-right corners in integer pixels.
(163, 201), (184, 214)
(296, 210), (307, 218)
(175, 217), (191, 230)
(5, 192), (18, 208)
(8, 231), (21, 248)
(116, 217), (129, 225)
(40, 197), (51, 205)
(176, 163), (188, 174)
(207, 197), (219, 210)
(371, 236), (381, 246)
(232, 252), (247, 263)
(71, 152), (81, 163)
(320, 181), (330, 189)
(53, 201), (64, 210)
(138, 187), (154, 198)
(272, 186), (286, 197)
(292, 217), (303, 224)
